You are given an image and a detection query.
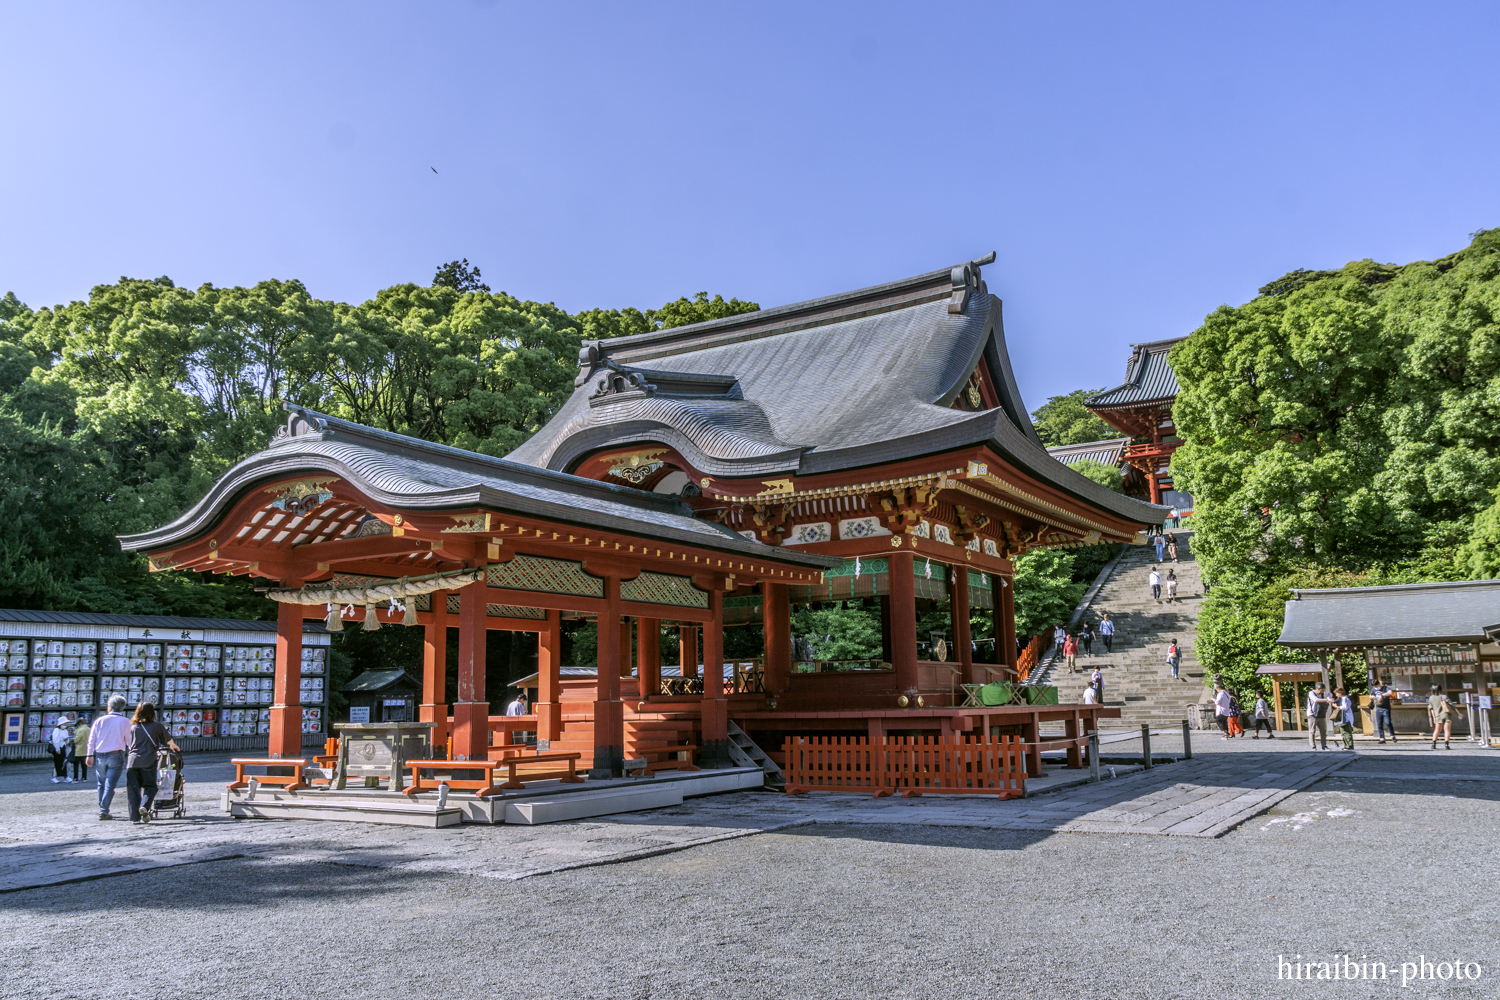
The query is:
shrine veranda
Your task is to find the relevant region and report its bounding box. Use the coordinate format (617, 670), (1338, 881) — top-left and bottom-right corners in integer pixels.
(114, 256), (1168, 794)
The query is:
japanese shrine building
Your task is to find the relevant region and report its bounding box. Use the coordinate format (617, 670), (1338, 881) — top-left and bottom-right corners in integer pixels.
(120, 253), (1167, 779)
(1085, 336), (1190, 508)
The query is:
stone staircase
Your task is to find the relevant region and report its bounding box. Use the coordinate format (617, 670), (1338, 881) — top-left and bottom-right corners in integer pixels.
(1047, 532), (1207, 729)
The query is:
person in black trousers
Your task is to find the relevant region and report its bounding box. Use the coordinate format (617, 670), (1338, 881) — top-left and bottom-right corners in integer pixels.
(123, 702), (180, 823)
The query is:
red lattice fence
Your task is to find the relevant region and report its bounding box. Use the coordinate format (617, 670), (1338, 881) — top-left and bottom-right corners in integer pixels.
(783, 735), (1026, 798)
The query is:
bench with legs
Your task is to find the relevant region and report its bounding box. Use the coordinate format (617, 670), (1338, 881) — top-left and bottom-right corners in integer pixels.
(227, 758), (308, 792)
(404, 752), (585, 797)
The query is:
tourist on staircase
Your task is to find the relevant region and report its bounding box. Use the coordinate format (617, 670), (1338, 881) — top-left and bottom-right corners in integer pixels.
(1166, 531), (1179, 562)
(1091, 666), (1104, 704)
(1079, 621), (1095, 657)
(1154, 533), (1166, 562)
(1100, 614), (1115, 653)
(1064, 633), (1079, 672)
(1166, 570), (1178, 603)
(1167, 639), (1181, 680)
(1149, 567), (1162, 603)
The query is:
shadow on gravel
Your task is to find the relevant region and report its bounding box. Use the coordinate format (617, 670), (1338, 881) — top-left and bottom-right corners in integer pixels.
(0, 855), (438, 914)
(774, 823), (1052, 851)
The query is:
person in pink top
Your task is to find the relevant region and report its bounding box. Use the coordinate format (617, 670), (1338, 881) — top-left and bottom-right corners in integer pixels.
(86, 695), (132, 821)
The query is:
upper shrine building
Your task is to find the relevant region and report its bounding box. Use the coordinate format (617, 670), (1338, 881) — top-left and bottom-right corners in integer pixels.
(121, 253), (1168, 778)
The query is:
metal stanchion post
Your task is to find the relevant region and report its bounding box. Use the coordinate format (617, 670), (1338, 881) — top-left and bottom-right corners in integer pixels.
(1141, 723), (1153, 769)
(1089, 730), (1100, 782)
(1182, 719), (1192, 760)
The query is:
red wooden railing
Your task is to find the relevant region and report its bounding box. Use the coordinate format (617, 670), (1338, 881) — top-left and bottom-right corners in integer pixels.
(782, 735), (1025, 798)
(1016, 630), (1049, 681)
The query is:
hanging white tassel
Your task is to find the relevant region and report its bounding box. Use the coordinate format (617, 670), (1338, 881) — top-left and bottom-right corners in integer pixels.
(362, 604), (380, 631)
(325, 603), (343, 633)
(402, 599), (418, 627)
(342, 603), (357, 618)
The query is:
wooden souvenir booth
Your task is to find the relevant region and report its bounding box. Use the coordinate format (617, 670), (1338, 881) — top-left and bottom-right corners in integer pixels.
(120, 255), (1166, 785)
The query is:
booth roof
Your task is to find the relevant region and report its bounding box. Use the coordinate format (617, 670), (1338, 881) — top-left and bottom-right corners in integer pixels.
(1256, 663), (1326, 678)
(1279, 580), (1500, 648)
(341, 669), (421, 694)
(0, 608), (327, 634)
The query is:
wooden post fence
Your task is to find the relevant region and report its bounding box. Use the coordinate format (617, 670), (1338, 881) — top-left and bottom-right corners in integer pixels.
(783, 734), (1026, 799)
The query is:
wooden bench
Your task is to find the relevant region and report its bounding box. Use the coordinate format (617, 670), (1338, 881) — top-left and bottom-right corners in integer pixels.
(404, 752), (585, 797)
(228, 758), (308, 792)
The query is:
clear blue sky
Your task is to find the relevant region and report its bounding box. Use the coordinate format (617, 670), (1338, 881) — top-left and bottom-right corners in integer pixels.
(2, 2), (1496, 405)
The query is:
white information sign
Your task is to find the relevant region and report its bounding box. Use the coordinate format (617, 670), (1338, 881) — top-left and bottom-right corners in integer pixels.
(348, 707), (371, 723)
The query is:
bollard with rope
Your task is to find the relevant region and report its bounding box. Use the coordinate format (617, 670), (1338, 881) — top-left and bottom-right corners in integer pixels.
(1141, 723), (1153, 769)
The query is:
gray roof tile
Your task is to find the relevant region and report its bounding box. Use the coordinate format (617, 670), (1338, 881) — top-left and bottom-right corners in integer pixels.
(1088, 337), (1187, 409)
(1279, 580), (1500, 647)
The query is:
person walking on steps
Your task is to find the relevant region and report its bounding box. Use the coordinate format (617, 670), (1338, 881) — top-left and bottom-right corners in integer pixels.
(1149, 568), (1162, 603)
(1082, 684), (1098, 706)
(1213, 681), (1233, 739)
(1334, 687), (1356, 750)
(1091, 666), (1104, 705)
(1306, 682), (1334, 750)
(86, 695), (131, 820)
(1154, 532), (1166, 562)
(1166, 639), (1181, 680)
(1372, 681), (1397, 743)
(1428, 684), (1458, 749)
(1252, 694), (1275, 738)
(1079, 622), (1095, 657)
(47, 717), (73, 783)
(1166, 532), (1179, 562)
(1165, 569), (1178, 603)
(1099, 614), (1115, 653)
(1064, 634), (1079, 672)
(1053, 625), (1066, 651)
(71, 717), (90, 782)
(124, 702), (179, 824)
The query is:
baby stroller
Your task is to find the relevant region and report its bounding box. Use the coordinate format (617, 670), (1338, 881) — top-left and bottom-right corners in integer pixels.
(143, 748), (186, 821)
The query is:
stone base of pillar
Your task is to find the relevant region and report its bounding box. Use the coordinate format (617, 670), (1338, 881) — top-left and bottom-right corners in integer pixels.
(450, 701), (490, 761)
(266, 705), (303, 760)
(699, 738), (732, 769)
(589, 744), (623, 780)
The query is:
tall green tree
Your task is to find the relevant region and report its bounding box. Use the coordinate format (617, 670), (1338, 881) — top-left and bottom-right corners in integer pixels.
(1030, 388), (1124, 447)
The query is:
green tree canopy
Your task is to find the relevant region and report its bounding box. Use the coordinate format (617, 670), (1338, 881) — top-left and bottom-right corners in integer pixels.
(1030, 388), (1125, 447)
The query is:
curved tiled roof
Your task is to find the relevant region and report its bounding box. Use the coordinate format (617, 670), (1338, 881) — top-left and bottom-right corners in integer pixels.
(1045, 438), (1129, 468)
(509, 257), (1168, 526)
(118, 409), (838, 569)
(1280, 580), (1500, 648)
(1087, 336), (1187, 410)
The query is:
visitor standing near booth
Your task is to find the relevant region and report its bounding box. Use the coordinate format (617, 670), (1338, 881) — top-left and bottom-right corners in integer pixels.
(1334, 687), (1356, 750)
(1428, 684), (1458, 750)
(86, 694), (131, 820)
(72, 717), (90, 782)
(1372, 681), (1397, 743)
(1306, 683), (1333, 750)
(124, 702), (179, 824)
(1100, 614), (1116, 653)
(47, 717), (74, 783)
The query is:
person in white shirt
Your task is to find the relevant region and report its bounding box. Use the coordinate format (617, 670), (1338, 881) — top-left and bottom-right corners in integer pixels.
(1149, 569), (1162, 603)
(1081, 686), (1098, 706)
(1165, 570), (1178, 603)
(505, 695), (528, 717)
(86, 695), (132, 820)
(1213, 682), (1234, 740)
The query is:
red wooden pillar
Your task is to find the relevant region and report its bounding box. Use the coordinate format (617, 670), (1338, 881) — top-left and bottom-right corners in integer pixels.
(701, 588), (728, 766)
(420, 590), (449, 751)
(888, 551), (918, 695)
(451, 583), (488, 761)
(999, 574), (1017, 677)
(267, 598), (304, 760)
(952, 565), (974, 684)
(636, 618), (660, 701)
(591, 578), (624, 778)
(537, 609), (562, 743)
(680, 625), (698, 679)
(620, 619), (633, 680)
(762, 582), (791, 697)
